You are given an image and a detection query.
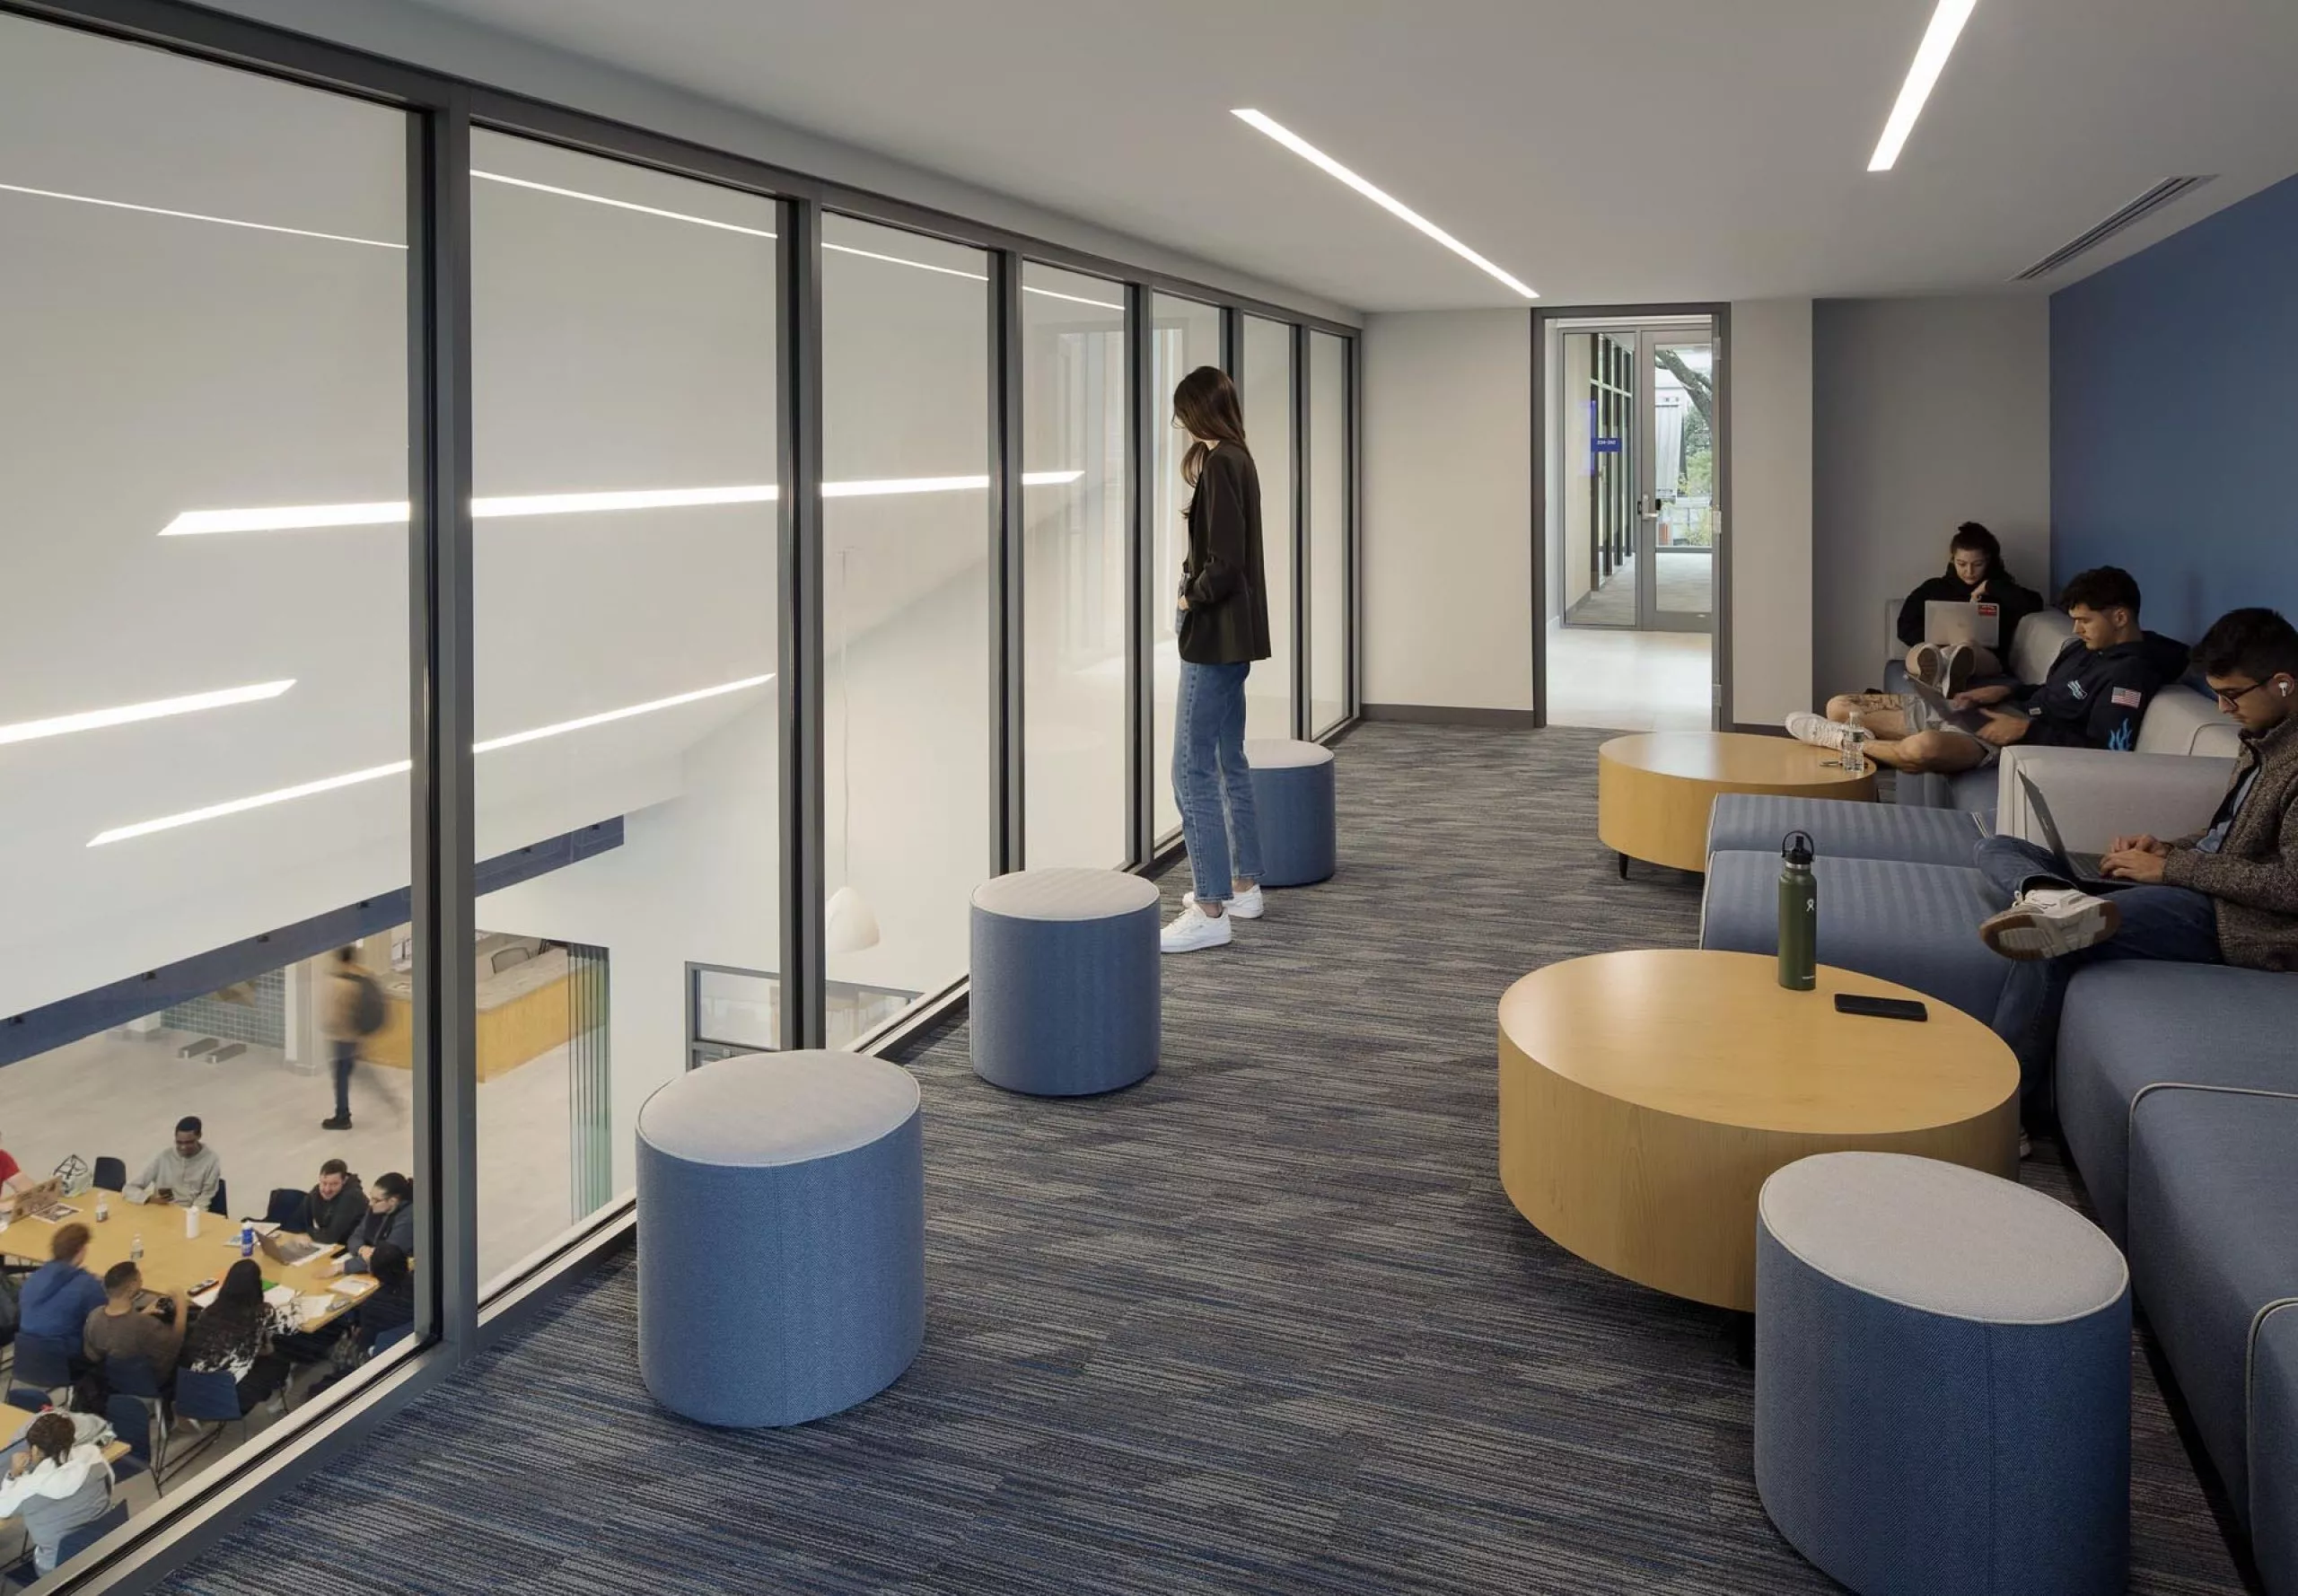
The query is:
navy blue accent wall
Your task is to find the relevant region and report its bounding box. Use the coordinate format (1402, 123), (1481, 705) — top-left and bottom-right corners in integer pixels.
(2052, 172), (2298, 643)
(0, 818), (623, 1068)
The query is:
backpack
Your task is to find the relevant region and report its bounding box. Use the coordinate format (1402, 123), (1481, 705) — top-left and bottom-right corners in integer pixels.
(349, 972), (386, 1037)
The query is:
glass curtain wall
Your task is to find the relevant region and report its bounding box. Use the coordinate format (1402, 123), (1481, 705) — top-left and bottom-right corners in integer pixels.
(1021, 263), (1128, 869)
(1309, 330), (1351, 734)
(469, 131), (780, 1292)
(820, 215), (993, 1040)
(0, 4), (417, 1531)
(0, 4), (1356, 1575)
(1149, 295), (1226, 841)
(1240, 316), (1296, 741)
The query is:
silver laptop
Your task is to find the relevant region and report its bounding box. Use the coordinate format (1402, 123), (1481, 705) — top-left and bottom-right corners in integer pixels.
(1924, 600), (2001, 649)
(1904, 673), (1993, 735)
(2015, 772), (2119, 890)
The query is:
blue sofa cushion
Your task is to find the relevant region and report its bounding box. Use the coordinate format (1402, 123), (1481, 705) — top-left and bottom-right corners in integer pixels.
(2125, 1085), (2298, 1524)
(2054, 961), (2298, 1243)
(2255, 1303), (2298, 1596)
(1702, 853), (2007, 1022)
(1708, 793), (1982, 868)
(1889, 766), (1997, 830)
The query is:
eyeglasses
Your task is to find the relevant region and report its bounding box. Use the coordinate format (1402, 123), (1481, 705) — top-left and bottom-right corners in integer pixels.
(2214, 680), (2271, 710)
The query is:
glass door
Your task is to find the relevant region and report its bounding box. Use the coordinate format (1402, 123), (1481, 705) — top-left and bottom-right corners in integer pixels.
(1637, 328), (1716, 633)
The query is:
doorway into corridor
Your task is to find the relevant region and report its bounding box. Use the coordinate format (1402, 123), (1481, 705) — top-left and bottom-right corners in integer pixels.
(1536, 311), (1724, 733)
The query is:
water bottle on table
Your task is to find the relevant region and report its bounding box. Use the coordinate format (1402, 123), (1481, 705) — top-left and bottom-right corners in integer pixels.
(1777, 830), (1818, 991)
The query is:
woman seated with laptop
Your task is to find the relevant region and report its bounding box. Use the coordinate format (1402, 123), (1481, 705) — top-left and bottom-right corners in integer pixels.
(1893, 522), (2045, 692)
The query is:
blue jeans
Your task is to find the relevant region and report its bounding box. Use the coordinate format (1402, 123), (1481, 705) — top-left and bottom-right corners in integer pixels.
(1172, 659), (1264, 904)
(1978, 836), (2221, 1100)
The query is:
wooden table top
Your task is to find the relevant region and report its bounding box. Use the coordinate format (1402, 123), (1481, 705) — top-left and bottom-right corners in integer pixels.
(0, 1206), (375, 1334)
(1597, 732), (1873, 790)
(1498, 950), (2017, 1137)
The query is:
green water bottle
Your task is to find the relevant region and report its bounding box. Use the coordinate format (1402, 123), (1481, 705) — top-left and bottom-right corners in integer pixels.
(1778, 830), (1817, 991)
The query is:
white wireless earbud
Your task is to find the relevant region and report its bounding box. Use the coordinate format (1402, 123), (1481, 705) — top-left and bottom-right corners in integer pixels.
(2280, 681), (2293, 698)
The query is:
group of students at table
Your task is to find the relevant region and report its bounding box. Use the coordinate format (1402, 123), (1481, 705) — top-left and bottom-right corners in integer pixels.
(10, 1141), (416, 1395)
(0, 1128), (420, 1571)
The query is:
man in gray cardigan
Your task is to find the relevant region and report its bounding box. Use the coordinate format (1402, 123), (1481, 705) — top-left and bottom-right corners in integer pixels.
(1976, 606), (2298, 1096)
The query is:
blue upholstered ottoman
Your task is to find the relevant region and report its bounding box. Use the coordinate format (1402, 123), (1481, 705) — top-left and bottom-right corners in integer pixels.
(1706, 793), (1984, 868)
(636, 1050), (924, 1427)
(2256, 1302), (2298, 1596)
(970, 868), (1160, 1096)
(1246, 738), (1336, 888)
(1756, 1153), (2131, 1596)
(1701, 851), (2009, 1022)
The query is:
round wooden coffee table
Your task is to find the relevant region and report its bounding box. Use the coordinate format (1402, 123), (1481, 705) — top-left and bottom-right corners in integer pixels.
(1598, 732), (1874, 874)
(1497, 950), (2018, 1312)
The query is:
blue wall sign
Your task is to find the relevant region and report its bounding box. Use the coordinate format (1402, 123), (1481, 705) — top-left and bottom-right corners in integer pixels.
(1592, 436), (1622, 454)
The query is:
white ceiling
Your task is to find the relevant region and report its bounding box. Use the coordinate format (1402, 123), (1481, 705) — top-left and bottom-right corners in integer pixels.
(400, 0), (2298, 310)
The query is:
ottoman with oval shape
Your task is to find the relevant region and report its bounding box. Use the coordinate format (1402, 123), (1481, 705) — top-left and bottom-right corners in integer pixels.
(637, 1050), (924, 1427)
(1247, 738), (1337, 888)
(1755, 1153), (2131, 1596)
(971, 868), (1160, 1096)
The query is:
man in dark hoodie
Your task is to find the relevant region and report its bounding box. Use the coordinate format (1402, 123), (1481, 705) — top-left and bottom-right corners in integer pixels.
(303, 1159), (367, 1249)
(1975, 607), (2298, 1099)
(1790, 566), (2186, 775)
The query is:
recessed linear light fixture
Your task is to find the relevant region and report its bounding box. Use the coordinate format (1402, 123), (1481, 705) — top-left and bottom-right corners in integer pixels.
(0, 180), (404, 250)
(1231, 109), (1536, 299)
(88, 672), (776, 846)
(158, 473), (1084, 537)
(1867, 0), (1980, 171)
(0, 679), (294, 749)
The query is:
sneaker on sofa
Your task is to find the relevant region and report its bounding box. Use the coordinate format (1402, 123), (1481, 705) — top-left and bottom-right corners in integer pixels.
(1980, 886), (2122, 960)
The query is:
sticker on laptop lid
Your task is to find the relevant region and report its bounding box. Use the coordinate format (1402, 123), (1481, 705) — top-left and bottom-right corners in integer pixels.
(2110, 687), (2143, 707)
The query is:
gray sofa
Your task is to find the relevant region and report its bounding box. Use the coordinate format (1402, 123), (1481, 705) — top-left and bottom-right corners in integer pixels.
(1702, 753), (2298, 1592)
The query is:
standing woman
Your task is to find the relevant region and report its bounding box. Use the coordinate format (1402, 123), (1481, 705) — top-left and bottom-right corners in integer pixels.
(1162, 365), (1272, 954)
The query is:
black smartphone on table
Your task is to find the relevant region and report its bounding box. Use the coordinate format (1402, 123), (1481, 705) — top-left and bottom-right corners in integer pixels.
(1834, 993), (1927, 1022)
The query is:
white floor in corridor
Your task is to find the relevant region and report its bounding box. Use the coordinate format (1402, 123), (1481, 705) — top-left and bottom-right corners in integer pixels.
(1546, 620), (1715, 732)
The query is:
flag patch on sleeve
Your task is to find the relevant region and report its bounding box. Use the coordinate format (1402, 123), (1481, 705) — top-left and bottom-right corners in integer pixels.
(2111, 687), (2143, 707)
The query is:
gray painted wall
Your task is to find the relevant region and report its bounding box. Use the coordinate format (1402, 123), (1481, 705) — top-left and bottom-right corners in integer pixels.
(1811, 296), (2049, 705)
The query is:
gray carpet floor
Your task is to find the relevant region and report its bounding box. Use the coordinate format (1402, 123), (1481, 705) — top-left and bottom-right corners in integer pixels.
(160, 723), (2248, 1595)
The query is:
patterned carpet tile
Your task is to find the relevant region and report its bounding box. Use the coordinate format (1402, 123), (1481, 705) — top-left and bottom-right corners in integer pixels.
(159, 723), (2246, 1595)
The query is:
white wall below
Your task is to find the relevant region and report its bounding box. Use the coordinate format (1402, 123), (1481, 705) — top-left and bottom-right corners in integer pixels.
(1811, 296), (2050, 701)
(1361, 311), (1533, 713)
(1725, 299), (1815, 725)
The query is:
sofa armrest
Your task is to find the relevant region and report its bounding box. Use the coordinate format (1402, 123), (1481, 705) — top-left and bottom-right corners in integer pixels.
(1995, 746), (2232, 851)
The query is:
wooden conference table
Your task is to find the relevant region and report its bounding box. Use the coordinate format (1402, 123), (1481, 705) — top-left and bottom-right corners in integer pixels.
(0, 1205), (376, 1337)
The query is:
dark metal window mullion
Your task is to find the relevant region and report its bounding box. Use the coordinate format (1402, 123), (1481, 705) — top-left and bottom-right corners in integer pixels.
(405, 92), (478, 1354)
(777, 197), (826, 1052)
(1125, 283), (1153, 867)
(991, 250), (1026, 876)
(1290, 322), (1310, 741)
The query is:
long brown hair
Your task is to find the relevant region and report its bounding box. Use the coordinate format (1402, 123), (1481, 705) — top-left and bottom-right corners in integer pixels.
(1174, 365), (1249, 488)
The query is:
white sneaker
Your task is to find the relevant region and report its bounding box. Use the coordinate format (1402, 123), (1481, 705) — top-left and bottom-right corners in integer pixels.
(1943, 641), (1978, 697)
(1980, 887), (2122, 960)
(1160, 902), (1233, 954)
(1183, 884), (1264, 920)
(1785, 712), (1854, 752)
(1909, 642), (1944, 688)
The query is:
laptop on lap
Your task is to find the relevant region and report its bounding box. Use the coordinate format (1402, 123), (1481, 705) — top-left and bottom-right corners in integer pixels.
(2014, 772), (2122, 890)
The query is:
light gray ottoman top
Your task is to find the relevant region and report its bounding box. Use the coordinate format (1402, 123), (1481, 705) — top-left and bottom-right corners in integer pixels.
(1246, 739), (1335, 769)
(638, 1051), (919, 1168)
(1762, 1153), (2127, 1325)
(972, 867), (1159, 921)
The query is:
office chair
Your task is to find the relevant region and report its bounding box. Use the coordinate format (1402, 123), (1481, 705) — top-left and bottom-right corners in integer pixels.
(9, 1336), (73, 1400)
(90, 1157), (126, 1194)
(369, 1323), (414, 1356)
(53, 1501), (129, 1565)
(263, 1188), (310, 1232)
(206, 1180), (228, 1218)
(162, 1369), (242, 1484)
(102, 1396), (159, 1497)
(4, 1387), (48, 1413)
